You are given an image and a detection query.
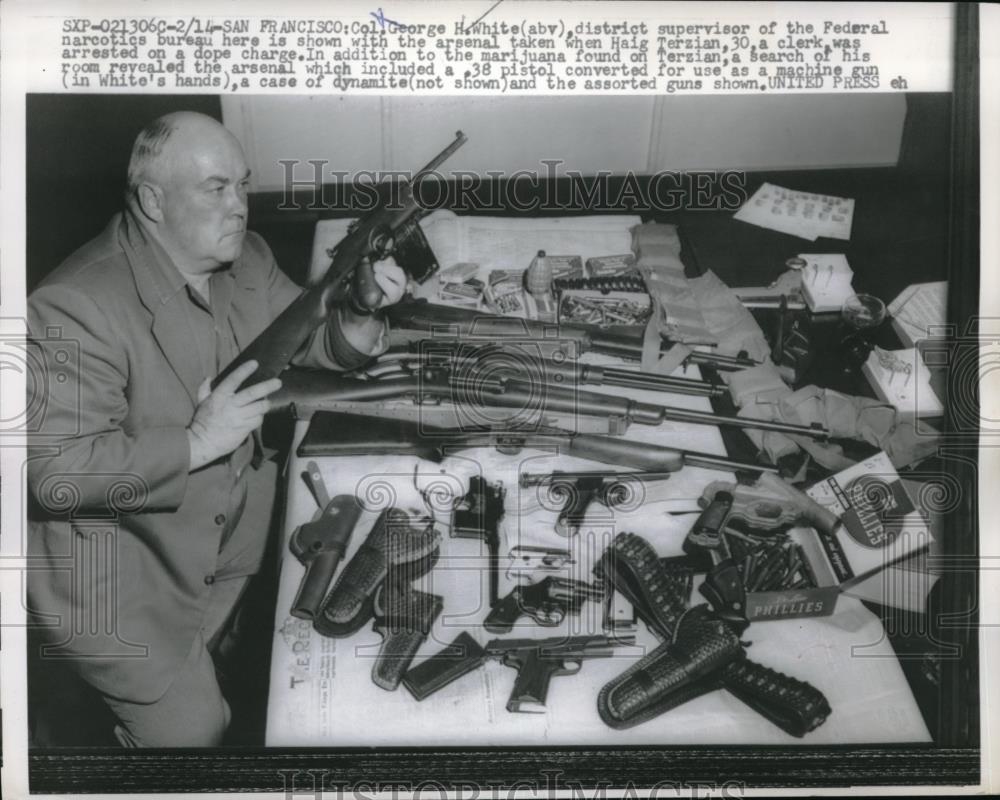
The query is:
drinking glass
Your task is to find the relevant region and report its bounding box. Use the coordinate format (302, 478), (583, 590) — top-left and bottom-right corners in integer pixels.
(839, 293), (887, 373)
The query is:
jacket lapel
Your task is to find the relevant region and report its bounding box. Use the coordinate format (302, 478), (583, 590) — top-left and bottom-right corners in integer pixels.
(119, 213), (204, 405)
(227, 250), (265, 351)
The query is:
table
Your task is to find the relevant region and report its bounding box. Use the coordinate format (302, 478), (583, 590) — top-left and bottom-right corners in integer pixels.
(265, 375), (930, 747)
(264, 214), (931, 746)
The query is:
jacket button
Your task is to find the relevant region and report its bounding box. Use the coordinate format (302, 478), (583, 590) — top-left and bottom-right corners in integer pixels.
(214, 514), (226, 526)
(204, 575), (215, 585)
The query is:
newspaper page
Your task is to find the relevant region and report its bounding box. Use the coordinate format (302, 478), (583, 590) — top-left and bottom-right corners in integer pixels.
(0, 1), (995, 797)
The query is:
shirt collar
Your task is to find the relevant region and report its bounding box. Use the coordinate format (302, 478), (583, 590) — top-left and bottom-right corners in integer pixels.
(122, 208), (244, 304)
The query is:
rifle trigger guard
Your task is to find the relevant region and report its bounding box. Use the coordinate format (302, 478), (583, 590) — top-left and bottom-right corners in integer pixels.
(368, 227), (394, 259)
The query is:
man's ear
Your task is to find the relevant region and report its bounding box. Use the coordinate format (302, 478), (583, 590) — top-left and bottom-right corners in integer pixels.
(135, 182), (166, 223)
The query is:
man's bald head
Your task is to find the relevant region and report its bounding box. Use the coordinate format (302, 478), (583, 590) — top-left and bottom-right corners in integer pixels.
(126, 111), (252, 276)
(126, 111), (241, 199)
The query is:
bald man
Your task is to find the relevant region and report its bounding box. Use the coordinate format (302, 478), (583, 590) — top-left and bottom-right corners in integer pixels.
(26, 112), (406, 746)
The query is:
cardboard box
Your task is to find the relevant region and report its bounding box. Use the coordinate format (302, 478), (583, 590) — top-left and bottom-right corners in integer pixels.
(798, 253), (855, 313)
(745, 584), (842, 621)
(805, 452), (930, 576)
(861, 346), (945, 420)
(744, 452), (932, 622)
(557, 290), (652, 328)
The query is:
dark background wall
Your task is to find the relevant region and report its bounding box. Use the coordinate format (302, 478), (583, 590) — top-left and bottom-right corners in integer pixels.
(25, 93), (950, 297)
(26, 95), (222, 292)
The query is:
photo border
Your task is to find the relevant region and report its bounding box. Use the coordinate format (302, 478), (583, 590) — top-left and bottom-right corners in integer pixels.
(18, 1), (984, 793)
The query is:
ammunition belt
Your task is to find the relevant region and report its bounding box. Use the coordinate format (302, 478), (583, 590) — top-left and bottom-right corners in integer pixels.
(594, 533), (693, 639)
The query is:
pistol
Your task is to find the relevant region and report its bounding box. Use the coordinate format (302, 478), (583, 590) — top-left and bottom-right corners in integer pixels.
(402, 631), (635, 712)
(682, 492), (748, 630)
(699, 472), (841, 536)
(519, 470), (676, 536)
(451, 476), (505, 607)
(484, 577), (604, 634)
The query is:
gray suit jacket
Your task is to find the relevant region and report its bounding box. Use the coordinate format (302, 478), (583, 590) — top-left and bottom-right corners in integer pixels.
(27, 212), (349, 703)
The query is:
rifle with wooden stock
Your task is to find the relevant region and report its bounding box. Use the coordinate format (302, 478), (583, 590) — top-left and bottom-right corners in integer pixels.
(295, 410), (779, 476)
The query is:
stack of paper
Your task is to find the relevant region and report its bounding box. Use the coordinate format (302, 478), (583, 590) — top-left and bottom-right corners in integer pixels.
(734, 182), (854, 241)
(887, 281), (948, 347)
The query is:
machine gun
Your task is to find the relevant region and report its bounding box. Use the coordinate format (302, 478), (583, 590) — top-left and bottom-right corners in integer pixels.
(213, 131), (467, 390)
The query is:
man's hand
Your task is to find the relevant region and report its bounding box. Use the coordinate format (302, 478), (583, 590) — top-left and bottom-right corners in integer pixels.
(371, 257), (407, 308)
(186, 360), (282, 471)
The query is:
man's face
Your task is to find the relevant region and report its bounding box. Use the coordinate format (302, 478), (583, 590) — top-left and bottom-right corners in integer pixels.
(155, 130), (251, 274)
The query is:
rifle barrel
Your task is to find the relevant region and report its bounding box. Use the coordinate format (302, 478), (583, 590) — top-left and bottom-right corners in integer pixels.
(647, 403), (829, 440)
(682, 452), (779, 475)
(484, 376), (828, 441)
(595, 367), (725, 398)
(411, 131), (467, 182)
(519, 470), (678, 488)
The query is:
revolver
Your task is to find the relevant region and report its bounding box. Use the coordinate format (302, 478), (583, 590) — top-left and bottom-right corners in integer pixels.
(484, 577), (604, 634)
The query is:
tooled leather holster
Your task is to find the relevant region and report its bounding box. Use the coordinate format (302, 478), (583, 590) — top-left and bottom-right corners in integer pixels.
(314, 507), (441, 638)
(595, 533), (831, 736)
